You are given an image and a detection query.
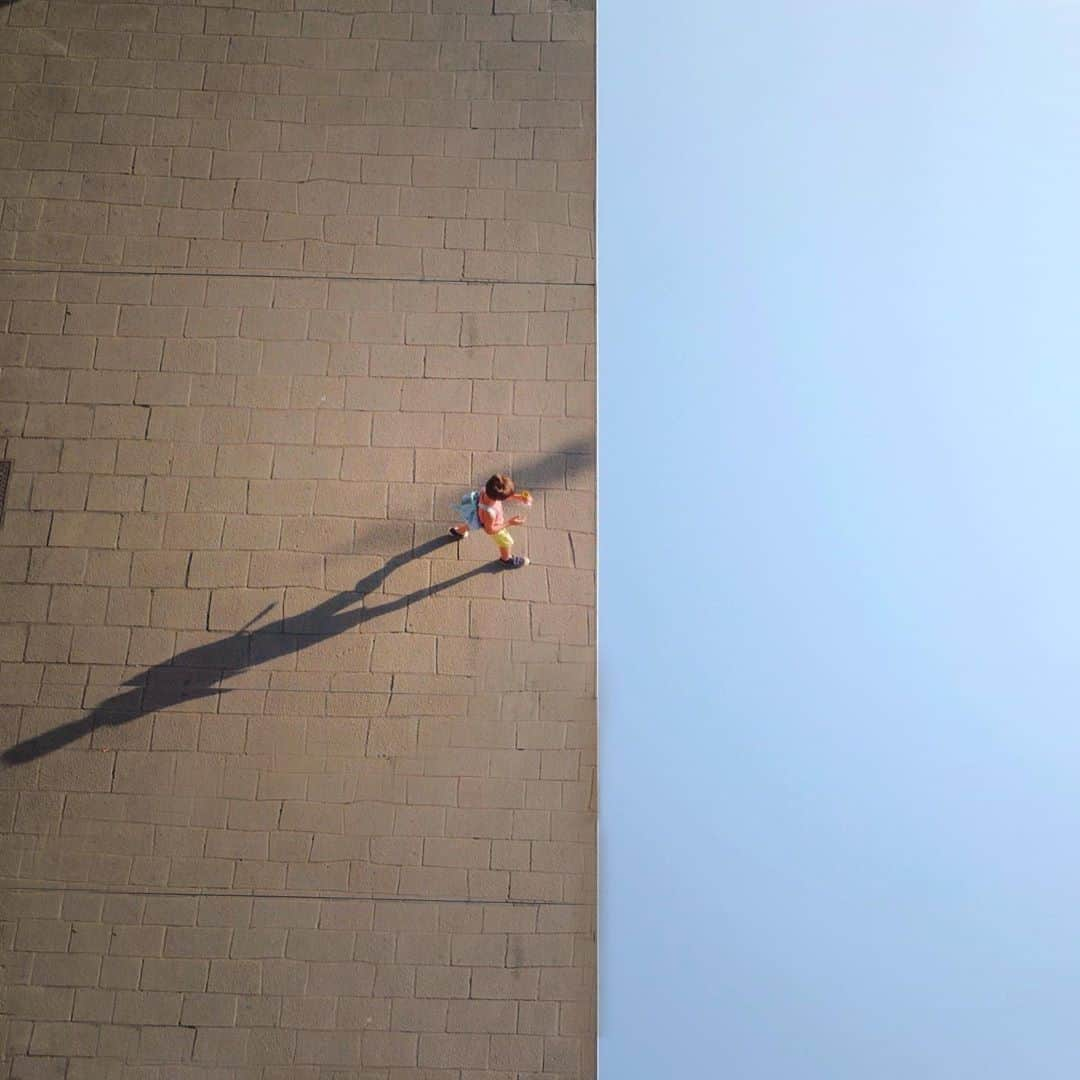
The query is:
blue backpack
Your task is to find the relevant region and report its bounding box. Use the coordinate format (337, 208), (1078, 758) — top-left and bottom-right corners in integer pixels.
(455, 490), (485, 530)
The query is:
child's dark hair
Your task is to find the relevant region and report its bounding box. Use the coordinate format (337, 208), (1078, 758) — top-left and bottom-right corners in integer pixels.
(485, 474), (515, 500)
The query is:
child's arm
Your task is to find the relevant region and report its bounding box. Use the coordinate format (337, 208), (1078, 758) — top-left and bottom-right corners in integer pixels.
(479, 504), (525, 532)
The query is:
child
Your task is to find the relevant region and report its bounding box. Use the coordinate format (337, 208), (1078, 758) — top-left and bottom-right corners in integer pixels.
(450, 474), (532, 568)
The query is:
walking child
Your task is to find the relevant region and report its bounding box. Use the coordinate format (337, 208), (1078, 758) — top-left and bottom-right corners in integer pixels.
(450, 474), (532, 568)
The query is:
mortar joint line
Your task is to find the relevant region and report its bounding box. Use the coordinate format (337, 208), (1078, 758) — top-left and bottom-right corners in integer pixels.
(0, 266), (594, 288)
(0, 881), (590, 907)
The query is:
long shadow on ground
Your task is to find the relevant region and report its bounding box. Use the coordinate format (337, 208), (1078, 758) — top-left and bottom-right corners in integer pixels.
(2, 437), (595, 766)
(3, 534), (501, 766)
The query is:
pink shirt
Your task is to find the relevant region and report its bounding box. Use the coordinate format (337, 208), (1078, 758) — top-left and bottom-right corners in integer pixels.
(477, 495), (506, 531)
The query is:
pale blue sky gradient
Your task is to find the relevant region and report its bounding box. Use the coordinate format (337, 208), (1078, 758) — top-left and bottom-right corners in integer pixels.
(600, 4), (1080, 1076)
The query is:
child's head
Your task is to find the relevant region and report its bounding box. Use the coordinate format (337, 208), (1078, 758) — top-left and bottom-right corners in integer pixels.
(485, 474), (515, 501)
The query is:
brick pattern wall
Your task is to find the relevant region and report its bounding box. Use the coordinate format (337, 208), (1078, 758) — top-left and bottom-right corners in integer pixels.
(0, 0), (595, 1076)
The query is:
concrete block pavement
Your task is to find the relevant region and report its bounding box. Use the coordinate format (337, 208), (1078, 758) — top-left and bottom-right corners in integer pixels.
(0, 0), (594, 1075)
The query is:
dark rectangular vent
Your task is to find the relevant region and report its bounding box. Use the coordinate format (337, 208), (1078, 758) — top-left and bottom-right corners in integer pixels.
(0, 461), (10, 525)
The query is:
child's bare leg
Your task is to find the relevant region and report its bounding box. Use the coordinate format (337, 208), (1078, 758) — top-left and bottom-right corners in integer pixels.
(496, 530), (527, 566)
(496, 528), (513, 560)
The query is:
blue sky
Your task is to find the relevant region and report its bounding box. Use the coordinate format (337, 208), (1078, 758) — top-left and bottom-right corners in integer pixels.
(600, 3), (1080, 1076)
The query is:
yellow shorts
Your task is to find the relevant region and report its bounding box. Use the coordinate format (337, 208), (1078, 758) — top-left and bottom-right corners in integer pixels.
(489, 528), (513, 549)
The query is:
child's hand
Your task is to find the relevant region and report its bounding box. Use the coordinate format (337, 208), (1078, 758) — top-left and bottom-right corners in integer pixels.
(508, 515), (526, 527)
